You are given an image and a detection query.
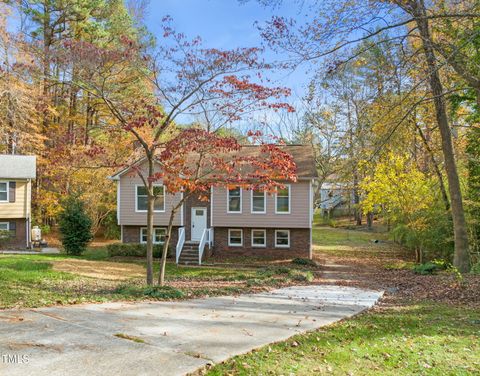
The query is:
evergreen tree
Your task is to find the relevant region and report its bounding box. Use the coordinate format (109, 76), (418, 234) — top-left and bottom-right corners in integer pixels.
(59, 197), (93, 255)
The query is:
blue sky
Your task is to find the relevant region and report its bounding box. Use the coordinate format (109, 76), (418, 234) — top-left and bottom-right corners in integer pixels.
(145, 0), (310, 97)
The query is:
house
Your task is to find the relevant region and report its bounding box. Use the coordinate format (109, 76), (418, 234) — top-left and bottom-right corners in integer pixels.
(110, 145), (317, 264)
(318, 175), (355, 218)
(0, 154), (36, 249)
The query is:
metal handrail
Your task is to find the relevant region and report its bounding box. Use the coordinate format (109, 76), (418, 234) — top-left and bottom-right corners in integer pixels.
(176, 227), (185, 264)
(208, 228), (213, 247)
(198, 228), (209, 265)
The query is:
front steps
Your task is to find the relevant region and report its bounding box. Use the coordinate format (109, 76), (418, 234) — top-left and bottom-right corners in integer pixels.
(178, 241), (200, 265)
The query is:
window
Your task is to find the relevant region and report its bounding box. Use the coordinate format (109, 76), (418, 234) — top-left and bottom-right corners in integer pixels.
(136, 185), (165, 212)
(0, 182), (7, 202)
(275, 185), (290, 214)
(251, 190), (265, 213)
(228, 229), (243, 246)
(0, 222), (9, 230)
(140, 228), (166, 244)
(275, 230), (290, 248)
(251, 229), (266, 247)
(228, 187), (242, 213)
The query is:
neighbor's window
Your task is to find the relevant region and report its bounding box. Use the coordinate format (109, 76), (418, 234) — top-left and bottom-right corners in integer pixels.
(251, 190), (265, 213)
(141, 228), (166, 244)
(136, 185), (165, 212)
(228, 187), (242, 213)
(251, 229), (266, 247)
(0, 222), (9, 230)
(228, 229), (243, 246)
(275, 230), (290, 248)
(0, 182), (7, 202)
(275, 185), (290, 213)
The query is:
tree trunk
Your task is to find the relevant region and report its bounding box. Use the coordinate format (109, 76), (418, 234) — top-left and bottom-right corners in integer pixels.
(145, 159), (155, 285)
(414, 121), (450, 211)
(353, 171), (362, 226)
(367, 212), (373, 230)
(411, 0), (470, 272)
(158, 208), (177, 286)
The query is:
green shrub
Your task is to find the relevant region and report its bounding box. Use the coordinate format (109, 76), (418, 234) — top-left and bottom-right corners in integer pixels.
(273, 266), (290, 274)
(471, 261), (480, 275)
(106, 243), (167, 258)
(391, 209), (454, 262)
(413, 260), (452, 275)
(114, 284), (184, 299)
(288, 269), (314, 282)
(143, 286), (184, 299)
(0, 229), (11, 245)
(59, 197), (93, 255)
(102, 211), (120, 240)
(292, 258), (317, 267)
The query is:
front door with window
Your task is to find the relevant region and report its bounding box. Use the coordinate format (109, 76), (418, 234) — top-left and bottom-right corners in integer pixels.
(191, 207), (207, 241)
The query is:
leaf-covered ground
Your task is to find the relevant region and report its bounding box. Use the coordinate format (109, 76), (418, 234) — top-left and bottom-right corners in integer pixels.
(0, 254), (318, 309)
(202, 224), (480, 375)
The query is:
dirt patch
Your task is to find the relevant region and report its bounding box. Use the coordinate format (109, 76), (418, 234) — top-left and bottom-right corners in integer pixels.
(52, 259), (145, 281)
(7, 342), (64, 352)
(313, 239), (480, 309)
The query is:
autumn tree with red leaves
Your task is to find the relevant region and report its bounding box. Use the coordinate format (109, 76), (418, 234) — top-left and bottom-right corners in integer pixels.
(152, 129), (296, 286)
(66, 17), (295, 285)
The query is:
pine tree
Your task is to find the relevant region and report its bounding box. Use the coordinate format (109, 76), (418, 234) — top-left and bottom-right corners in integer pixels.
(59, 197), (93, 255)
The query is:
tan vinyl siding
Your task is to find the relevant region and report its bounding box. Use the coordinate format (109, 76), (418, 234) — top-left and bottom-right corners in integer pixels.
(212, 181), (311, 228)
(0, 179), (30, 219)
(118, 173), (182, 226)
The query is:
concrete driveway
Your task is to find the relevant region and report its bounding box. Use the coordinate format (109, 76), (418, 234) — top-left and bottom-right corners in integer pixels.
(0, 285), (382, 376)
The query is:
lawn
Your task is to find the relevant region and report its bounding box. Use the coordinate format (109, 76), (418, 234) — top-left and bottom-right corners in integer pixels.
(1, 222), (479, 376)
(203, 221), (480, 375)
(206, 302), (480, 375)
(0, 253), (317, 309)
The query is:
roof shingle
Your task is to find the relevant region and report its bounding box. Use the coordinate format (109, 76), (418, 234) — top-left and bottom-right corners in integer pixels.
(0, 155), (37, 179)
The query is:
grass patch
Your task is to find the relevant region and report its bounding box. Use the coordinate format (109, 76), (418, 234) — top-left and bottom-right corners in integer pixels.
(313, 226), (385, 247)
(207, 302), (480, 375)
(0, 254), (312, 308)
(114, 333), (146, 344)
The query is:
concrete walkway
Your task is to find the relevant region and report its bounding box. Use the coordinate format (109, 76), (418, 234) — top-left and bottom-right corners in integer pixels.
(0, 248), (60, 255)
(0, 285), (382, 376)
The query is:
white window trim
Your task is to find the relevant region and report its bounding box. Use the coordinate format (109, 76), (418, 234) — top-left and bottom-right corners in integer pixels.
(140, 227), (166, 244)
(0, 181), (9, 203)
(228, 228), (243, 247)
(227, 187), (242, 214)
(135, 184), (166, 213)
(251, 229), (266, 248)
(250, 190), (266, 214)
(275, 184), (291, 214)
(0, 222), (9, 230)
(275, 229), (290, 248)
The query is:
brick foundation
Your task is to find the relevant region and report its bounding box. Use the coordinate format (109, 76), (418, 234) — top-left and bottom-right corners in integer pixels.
(122, 225), (179, 257)
(212, 227), (311, 259)
(0, 218), (27, 249)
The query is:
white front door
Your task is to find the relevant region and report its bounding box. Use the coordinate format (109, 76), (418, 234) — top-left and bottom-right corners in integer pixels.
(191, 207), (207, 241)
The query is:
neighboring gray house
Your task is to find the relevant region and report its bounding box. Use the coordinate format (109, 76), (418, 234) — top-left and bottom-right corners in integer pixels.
(0, 154), (36, 249)
(318, 176), (355, 218)
(110, 145), (317, 264)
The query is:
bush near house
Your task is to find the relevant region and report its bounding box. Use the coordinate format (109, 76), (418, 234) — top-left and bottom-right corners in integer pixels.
(106, 243), (169, 258)
(59, 197), (93, 255)
(0, 229), (11, 246)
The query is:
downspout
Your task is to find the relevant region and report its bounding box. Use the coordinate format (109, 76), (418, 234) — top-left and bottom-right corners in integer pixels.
(309, 179), (313, 259)
(26, 179), (31, 248)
